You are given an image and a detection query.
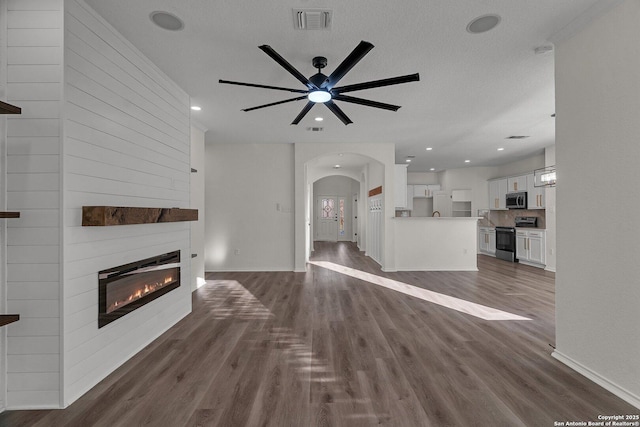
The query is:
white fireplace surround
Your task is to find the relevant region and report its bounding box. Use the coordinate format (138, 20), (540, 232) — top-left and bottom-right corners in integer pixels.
(1, 0), (196, 409)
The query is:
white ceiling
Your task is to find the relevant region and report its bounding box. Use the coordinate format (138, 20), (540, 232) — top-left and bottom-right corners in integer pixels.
(83, 0), (601, 172)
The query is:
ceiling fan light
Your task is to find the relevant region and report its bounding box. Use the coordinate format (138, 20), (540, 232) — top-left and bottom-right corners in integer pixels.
(308, 90), (331, 103)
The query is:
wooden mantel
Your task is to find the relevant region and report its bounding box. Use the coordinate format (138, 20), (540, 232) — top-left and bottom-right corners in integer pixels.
(82, 206), (198, 226)
(0, 315), (20, 327)
(0, 100), (21, 114)
(0, 212), (20, 219)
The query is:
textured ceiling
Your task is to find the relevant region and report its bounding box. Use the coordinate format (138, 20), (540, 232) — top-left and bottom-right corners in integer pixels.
(83, 0), (603, 171)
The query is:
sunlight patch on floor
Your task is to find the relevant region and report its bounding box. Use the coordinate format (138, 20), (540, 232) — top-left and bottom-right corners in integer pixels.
(308, 261), (531, 321)
(204, 280), (275, 320)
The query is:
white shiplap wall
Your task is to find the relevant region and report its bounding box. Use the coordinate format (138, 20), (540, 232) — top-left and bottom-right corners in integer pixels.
(5, 0), (63, 409)
(61, 0), (191, 406)
(1, 0), (7, 412)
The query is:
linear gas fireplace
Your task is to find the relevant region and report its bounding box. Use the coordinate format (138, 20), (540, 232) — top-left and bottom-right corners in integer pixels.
(98, 251), (180, 328)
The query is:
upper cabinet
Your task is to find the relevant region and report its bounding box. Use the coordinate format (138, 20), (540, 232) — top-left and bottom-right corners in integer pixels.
(526, 173), (545, 209)
(507, 175), (527, 193)
(394, 164), (408, 208)
(489, 173), (546, 210)
(488, 178), (507, 210)
(406, 186), (414, 211)
(413, 184), (440, 198)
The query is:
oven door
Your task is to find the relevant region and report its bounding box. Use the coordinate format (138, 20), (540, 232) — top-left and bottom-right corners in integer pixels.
(495, 227), (517, 262)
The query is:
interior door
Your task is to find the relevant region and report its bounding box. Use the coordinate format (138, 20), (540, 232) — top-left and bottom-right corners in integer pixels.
(316, 196), (338, 241)
(353, 195), (358, 244)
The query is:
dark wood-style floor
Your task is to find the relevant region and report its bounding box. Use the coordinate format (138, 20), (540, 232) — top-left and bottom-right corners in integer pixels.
(1, 242), (637, 426)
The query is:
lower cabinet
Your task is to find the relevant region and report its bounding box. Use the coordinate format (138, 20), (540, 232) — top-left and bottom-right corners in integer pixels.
(478, 227), (496, 255)
(516, 229), (545, 266)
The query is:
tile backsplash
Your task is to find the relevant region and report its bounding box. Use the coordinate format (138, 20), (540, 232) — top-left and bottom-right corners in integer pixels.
(481, 209), (546, 229)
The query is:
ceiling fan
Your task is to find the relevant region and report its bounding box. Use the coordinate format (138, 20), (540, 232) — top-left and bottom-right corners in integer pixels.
(219, 41), (420, 125)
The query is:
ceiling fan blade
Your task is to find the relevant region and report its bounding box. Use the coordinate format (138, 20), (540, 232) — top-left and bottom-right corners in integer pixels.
(333, 94), (401, 111)
(324, 41), (374, 90)
(219, 79), (308, 94)
(291, 102), (315, 125)
(332, 73), (420, 94)
(258, 45), (315, 89)
(325, 100), (353, 125)
(242, 96), (308, 112)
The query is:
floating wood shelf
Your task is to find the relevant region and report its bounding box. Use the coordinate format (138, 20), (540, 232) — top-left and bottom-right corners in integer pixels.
(82, 206), (198, 226)
(0, 211), (20, 219)
(0, 315), (20, 327)
(369, 186), (382, 197)
(0, 100), (21, 114)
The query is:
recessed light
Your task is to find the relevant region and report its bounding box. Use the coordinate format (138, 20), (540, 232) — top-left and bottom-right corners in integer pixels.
(191, 106), (201, 111)
(334, 164), (340, 169)
(150, 11), (184, 31)
(315, 117), (324, 122)
(497, 147), (504, 151)
(406, 159), (411, 163)
(466, 14), (501, 34)
(338, 153), (343, 157)
(430, 168), (435, 171)
(464, 160), (471, 163)
(426, 147), (433, 151)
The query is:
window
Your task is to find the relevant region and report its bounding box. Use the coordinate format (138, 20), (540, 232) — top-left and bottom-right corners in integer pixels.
(339, 198), (345, 236)
(321, 198), (335, 219)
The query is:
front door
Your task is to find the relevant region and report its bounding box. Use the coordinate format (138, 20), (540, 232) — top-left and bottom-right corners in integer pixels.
(316, 196), (338, 241)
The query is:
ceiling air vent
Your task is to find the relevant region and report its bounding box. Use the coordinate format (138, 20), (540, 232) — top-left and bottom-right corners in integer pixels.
(293, 9), (332, 30)
(506, 135), (530, 139)
(307, 127), (324, 132)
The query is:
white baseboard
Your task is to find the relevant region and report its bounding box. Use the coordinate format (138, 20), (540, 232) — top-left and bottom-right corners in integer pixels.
(552, 350), (640, 410)
(6, 403), (61, 410)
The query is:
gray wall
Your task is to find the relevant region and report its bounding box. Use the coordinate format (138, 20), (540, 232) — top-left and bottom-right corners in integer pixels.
(204, 143), (295, 271)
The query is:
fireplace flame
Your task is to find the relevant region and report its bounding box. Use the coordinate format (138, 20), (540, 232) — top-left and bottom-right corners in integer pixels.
(107, 275), (176, 313)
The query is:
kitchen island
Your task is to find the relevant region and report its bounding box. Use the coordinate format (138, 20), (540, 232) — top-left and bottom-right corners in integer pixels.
(393, 217), (480, 271)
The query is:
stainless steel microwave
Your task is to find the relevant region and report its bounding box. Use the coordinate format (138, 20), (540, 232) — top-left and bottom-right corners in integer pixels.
(506, 192), (527, 209)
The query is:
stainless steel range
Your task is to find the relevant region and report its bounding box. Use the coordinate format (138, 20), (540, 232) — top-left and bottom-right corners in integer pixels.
(495, 226), (517, 262)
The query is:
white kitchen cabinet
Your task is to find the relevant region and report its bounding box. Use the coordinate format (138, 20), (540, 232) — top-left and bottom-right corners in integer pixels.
(394, 164), (408, 208)
(478, 227), (496, 255)
(451, 189), (472, 217)
(507, 175), (527, 193)
(516, 229), (545, 266)
(451, 189), (471, 201)
(413, 184), (440, 198)
(526, 173), (545, 209)
(432, 191), (452, 217)
(406, 185), (414, 211)
(488, 178), (507, 210)
(516, 231), (528, 260)
(527, 231), (545, 264)
(428, 184), (441, 197)
(413, 184), (428, 198)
